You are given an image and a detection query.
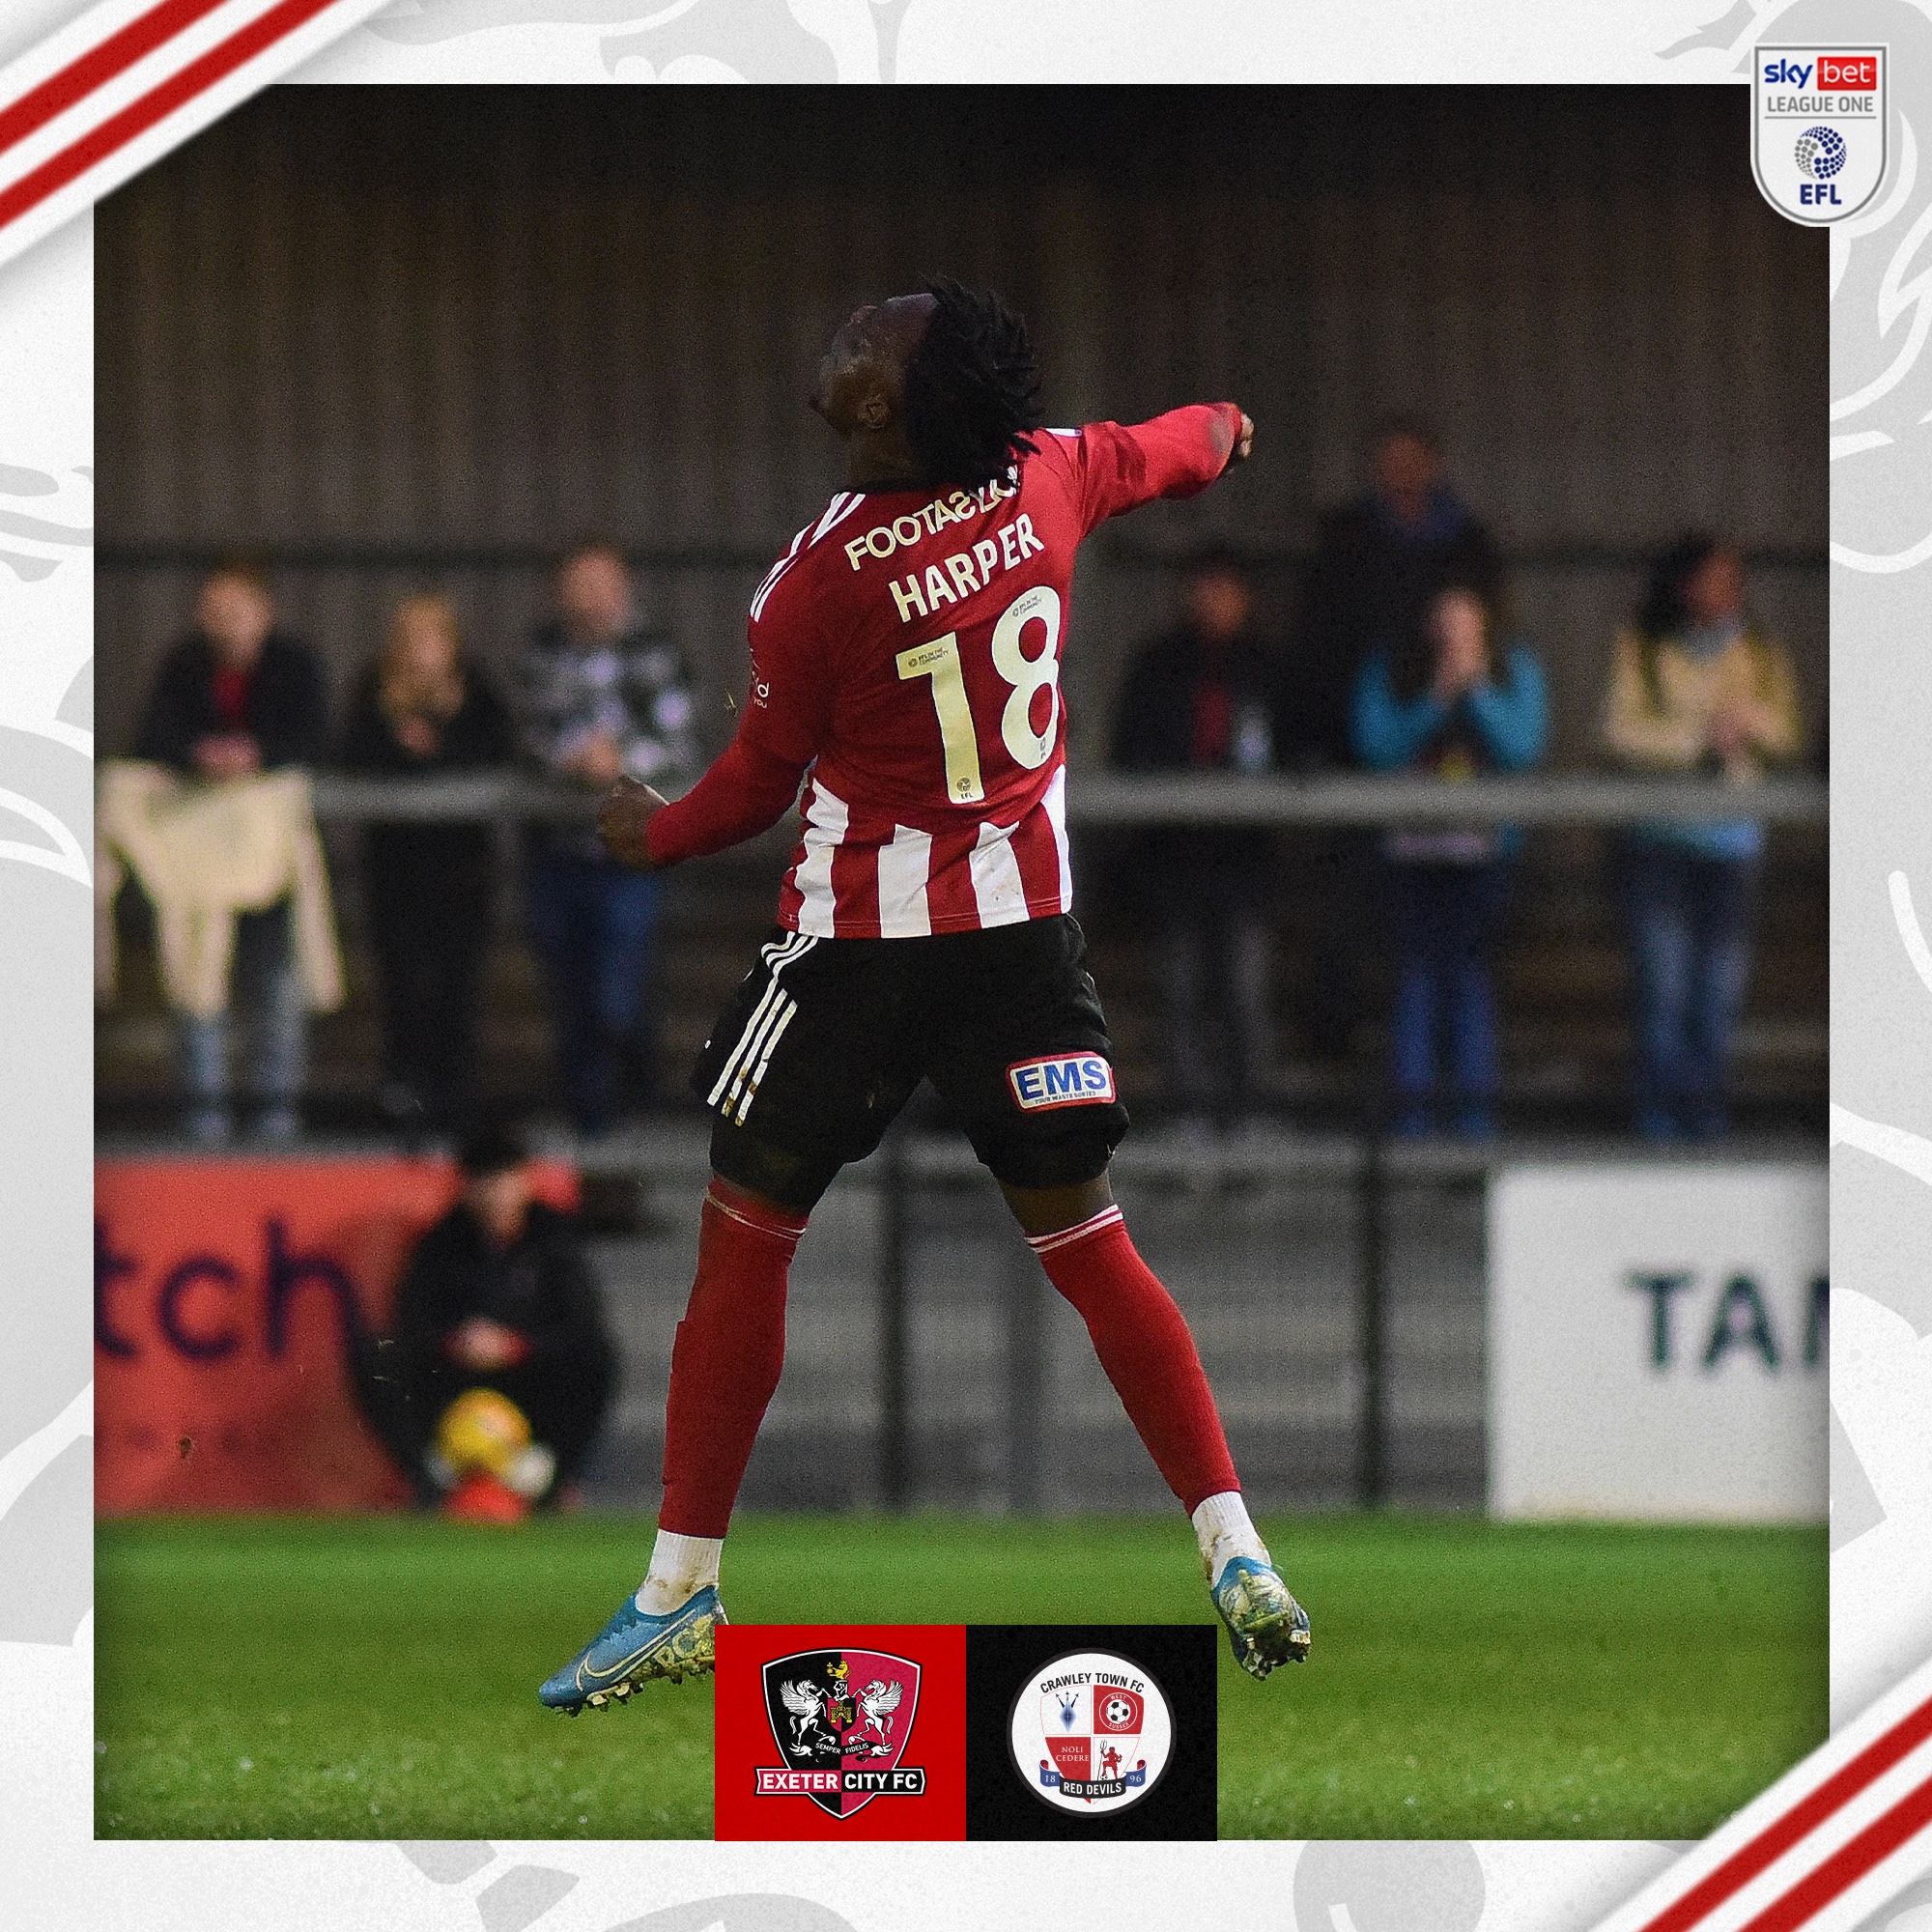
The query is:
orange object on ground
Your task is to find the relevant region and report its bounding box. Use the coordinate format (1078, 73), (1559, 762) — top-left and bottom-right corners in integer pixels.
(442, 1471), (530, 1524)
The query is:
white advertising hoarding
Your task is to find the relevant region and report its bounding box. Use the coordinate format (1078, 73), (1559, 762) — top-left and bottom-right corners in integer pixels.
(1488, 1163), (1827, 1521)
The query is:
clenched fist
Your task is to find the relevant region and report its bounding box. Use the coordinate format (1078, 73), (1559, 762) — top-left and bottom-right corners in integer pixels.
(597, 776), (668, 870)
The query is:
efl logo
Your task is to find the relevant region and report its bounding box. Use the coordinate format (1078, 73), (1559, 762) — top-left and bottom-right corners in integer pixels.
(1753, 43), (1887, 225)
(1008, 1053), (1116, 1112)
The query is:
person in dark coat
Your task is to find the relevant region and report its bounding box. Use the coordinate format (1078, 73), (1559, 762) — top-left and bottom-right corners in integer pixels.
(133, 562), (331, 1144)
(353, 1123), (618, 1513)
(1111, 548), (1288, 1121)
(135, 564), (331, 779)
(1294, 416), (1503, 770)
(1290, 418), (1504, 1069)
(340, 593), (516, 1133)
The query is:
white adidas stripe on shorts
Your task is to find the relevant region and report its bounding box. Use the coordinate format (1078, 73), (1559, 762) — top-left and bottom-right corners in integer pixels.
(704, 932), (818, 1113)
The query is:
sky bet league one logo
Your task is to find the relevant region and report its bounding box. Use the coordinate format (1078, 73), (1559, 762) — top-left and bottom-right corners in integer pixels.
(1753, 46), (1887, 224)
(1009, 1649), (1175, 1817)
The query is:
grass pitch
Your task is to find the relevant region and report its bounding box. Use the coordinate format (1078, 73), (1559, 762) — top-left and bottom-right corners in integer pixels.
(95, 1512), (1824, 1840)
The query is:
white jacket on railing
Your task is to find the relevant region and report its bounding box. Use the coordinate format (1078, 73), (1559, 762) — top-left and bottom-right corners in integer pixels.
(95, 760), (344, 1019)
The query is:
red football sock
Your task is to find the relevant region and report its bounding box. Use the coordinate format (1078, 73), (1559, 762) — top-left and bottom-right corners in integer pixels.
(658, 1179), (809, 1539)
(1028, 1205), (1240, 1514)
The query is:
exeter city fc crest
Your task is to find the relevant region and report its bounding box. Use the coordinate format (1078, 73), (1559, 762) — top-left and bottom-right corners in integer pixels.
(1008, 1649), (1175, 1817)
(1753, 44), (1887, 224)
(757, 1648), (926, 1818)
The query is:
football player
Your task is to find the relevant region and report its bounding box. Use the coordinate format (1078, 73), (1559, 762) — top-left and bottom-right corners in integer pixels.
(540, 280), (1310, 1712)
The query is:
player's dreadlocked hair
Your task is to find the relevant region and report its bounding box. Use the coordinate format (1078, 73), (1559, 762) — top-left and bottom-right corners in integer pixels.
(901, 277), (1044, 489)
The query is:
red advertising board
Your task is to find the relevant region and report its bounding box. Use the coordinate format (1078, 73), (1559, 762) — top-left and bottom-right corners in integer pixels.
(95, 1156), (578, 1512)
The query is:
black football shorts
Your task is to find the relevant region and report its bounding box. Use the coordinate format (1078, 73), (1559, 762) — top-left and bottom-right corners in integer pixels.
(691, 913), (1130, 1207)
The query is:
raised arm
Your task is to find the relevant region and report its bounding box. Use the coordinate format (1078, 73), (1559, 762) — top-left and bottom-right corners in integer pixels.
(1351, 651), (1445, 771)
(1601, 630), (1705, 771)
(1465, 646), (1549, 772)
(1742, 637), (1804, 764)
(1061, 404), (1252, 532)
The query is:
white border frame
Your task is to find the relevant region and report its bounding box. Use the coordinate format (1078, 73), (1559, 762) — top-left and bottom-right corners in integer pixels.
(2, 3), (1921, 1926)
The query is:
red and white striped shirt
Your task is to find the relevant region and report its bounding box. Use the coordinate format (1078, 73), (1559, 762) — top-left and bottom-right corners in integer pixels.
(644, 403), (1243, 937)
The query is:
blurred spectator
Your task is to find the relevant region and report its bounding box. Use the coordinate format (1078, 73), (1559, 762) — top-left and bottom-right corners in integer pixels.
(1601, 535), (1804, 1140)
(515, 543), (699, 1136)
(1297, 415), (1503, 771)
(1353, 582), (1548, 1137)
(1292, 419), (1503, 1069)
(132, 563), (330, 1143)
(351, 1123), (617, 1518)
(341, 593), (515, 1135)
(1112, 548), (1287, 1122)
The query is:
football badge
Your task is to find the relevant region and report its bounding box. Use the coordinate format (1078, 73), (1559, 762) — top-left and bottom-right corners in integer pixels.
(1752, 45), (1887, 224)
(756, 1648), (926, 1818)
(1008, 1649), (1174, 1816)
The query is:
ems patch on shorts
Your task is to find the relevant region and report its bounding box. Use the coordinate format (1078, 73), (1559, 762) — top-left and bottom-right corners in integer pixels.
(1007, 1052), (1117, 1112)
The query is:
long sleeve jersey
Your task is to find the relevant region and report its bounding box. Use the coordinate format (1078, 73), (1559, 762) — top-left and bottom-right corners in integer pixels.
(643, 404), (1243, 937)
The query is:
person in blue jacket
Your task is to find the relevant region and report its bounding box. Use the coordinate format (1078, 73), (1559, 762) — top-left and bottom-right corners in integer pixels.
(1351, 582), (1548, 1136)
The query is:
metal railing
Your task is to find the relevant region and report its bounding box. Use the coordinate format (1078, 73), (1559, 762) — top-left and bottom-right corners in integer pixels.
(300, 768), (1828, 828)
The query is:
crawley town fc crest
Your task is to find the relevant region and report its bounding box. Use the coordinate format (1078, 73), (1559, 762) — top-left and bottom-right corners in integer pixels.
(757, 1648), (925, 1818)
(1009, 1649), (1175, 1817)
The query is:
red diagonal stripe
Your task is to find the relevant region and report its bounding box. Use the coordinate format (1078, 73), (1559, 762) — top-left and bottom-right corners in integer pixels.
(1738, 1770), (1932, 1932)
(0, 0), (233, 158)
(0, 0), (341, 234)
(1639, 1695), (1932, 1932)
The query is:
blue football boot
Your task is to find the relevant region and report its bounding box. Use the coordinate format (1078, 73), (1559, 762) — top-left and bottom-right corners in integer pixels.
(1212, 1555), (1312, 1679)
(538, 1584), (724, 1712)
